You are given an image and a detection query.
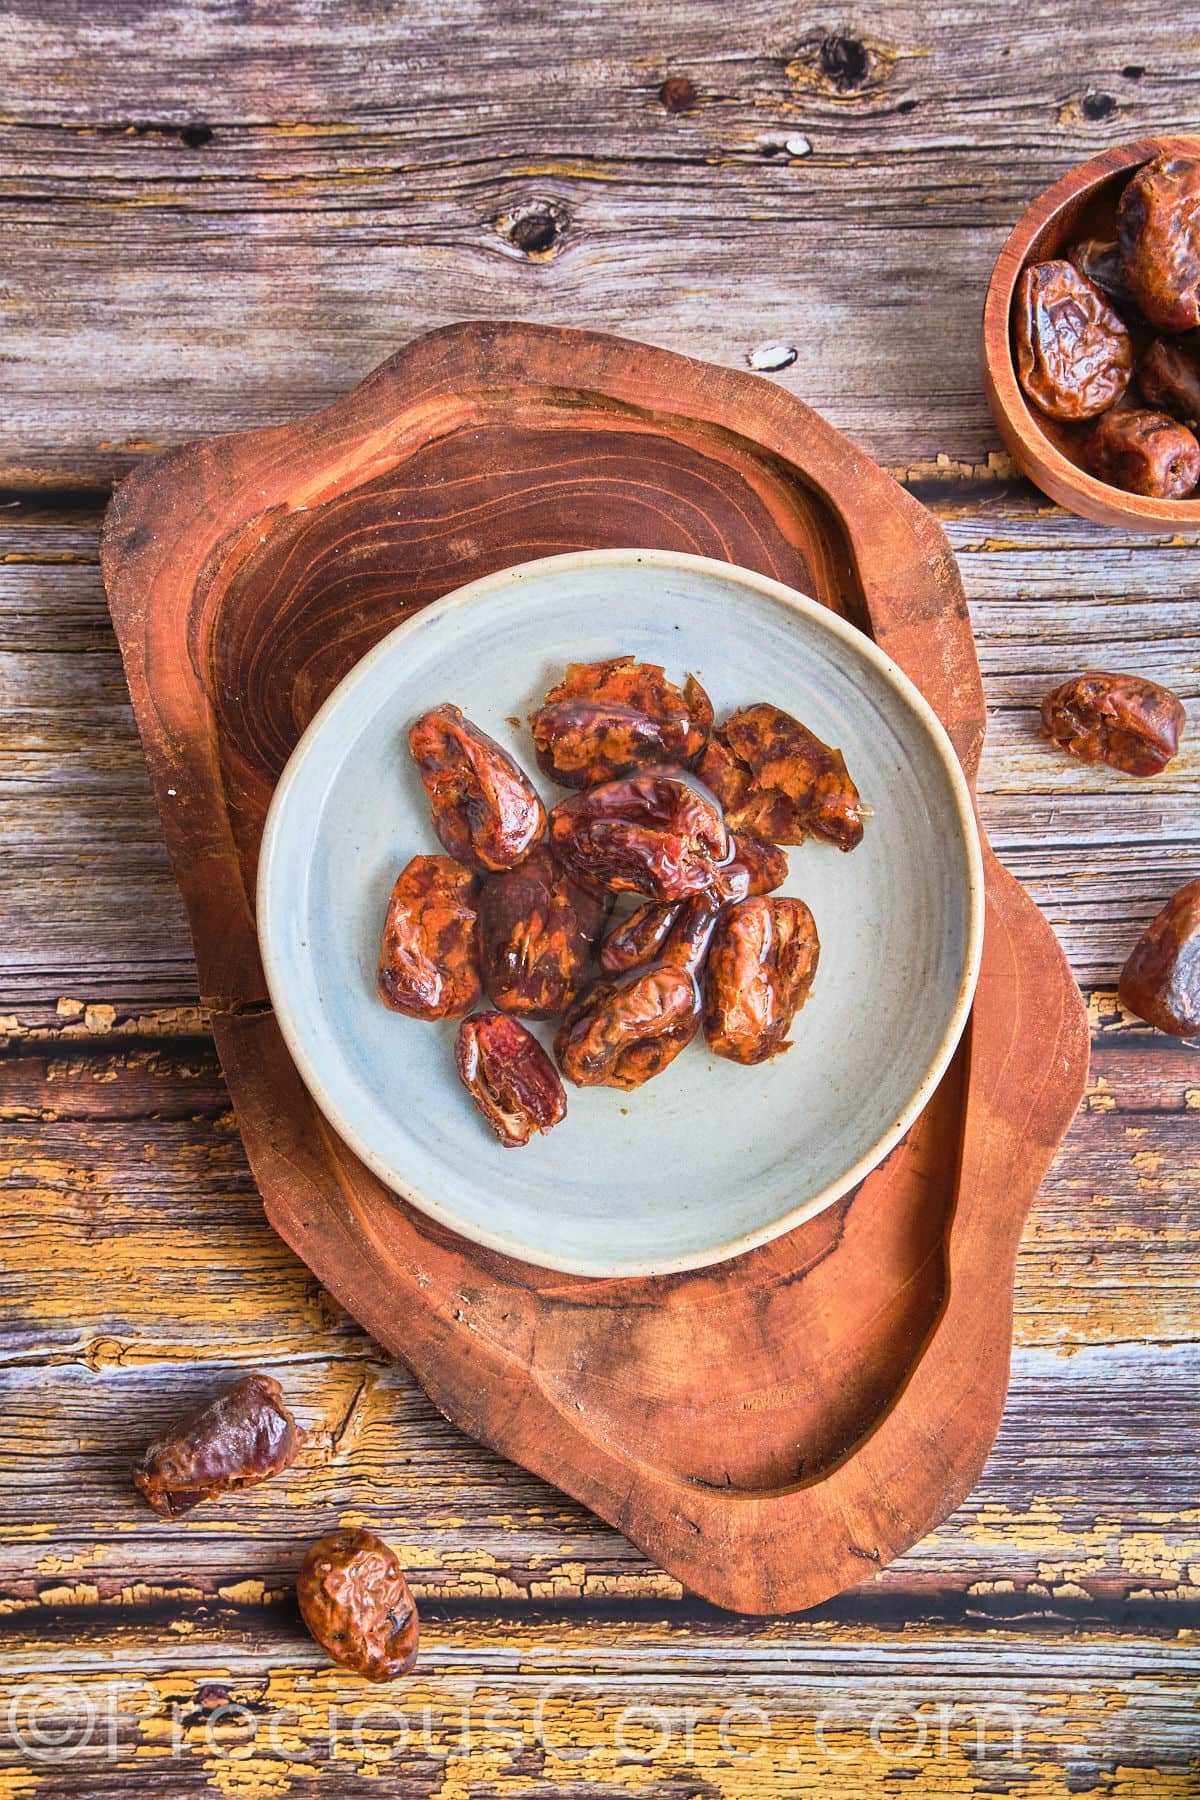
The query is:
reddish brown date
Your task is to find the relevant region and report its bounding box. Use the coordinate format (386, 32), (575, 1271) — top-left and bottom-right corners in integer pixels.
(1084, 407), (1200, 499)
(703, 896), (820, 1065)
(478, 846), (609, 1018)
(531, 657), (713, 788)
(455, 1012), (567, 1146)
(1138, 338), (1200, 427)
(409, 704), (545, 872)
(1117, 155), (1200, 333)
(549, 773), (729, 900)
(377, 854), (481, 1020)
(698, 704), (863, 851)
(1068, 237), (1141, 315)
(1118, 877), (1200, 1038)
(555, 963), (701, 1090)
(134, 1373), (302, 1517)
(598, 834), (786, 975)
(298, 1528), (420, 1682)
(1013, 261), (1133, 421)
(720, 832), (790, 899)
(1041, 671), (1185, 777)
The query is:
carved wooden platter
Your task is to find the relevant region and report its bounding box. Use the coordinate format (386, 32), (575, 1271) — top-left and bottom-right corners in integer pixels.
(101, 322), (1088, 1614)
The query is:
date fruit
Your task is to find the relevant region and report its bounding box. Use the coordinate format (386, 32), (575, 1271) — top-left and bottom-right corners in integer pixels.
(720, 832), (790, 899)
(298, 1528), (420, 1682)
(1013, 260), (1133, 421)
(455, 1011), (567, 1146)
(1068, 237), (1140, 315)
(409, 704), (545, 872)
(550, 772), (729, 900)
(1041, 671), (1185, 777)
(479, 846), (609, 1017)
(555, 963), (702, 1090)
(377, 855), (481, 1019)
(703, 896), (820, 1064)
(1085, 407), (1200, 499)
(1117, 155), (1200, 333)
(697, 704), (863, 851)
(134, 1373), (302, 1517)
(598, 833), (786, 974)
(1138, 338), (1200, 428)
(1118, 878), (1200, 1038)
(531, 657), (713, 788)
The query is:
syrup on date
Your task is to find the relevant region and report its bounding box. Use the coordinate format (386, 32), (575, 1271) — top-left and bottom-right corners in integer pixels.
(1117, 155), (1200, 334)
(1013, 260), (1133, 422)
(134, 1373), (303, 1517)
(1118, 877), (1200, 1038)
(697, 704), (863, 850)
(298, 1528), (420, 1682)
(455, 1011), (567, 1145)
(549, 772), (729, 900)
(409, 704), (545, 872)
(1138, 337), (1200, 428)
(555, 962), (702, 1090)
(377, 854), (481, 1020)
(1040, 671), (1185, 777)
(1085, 407), (1200, 499)
(478, 845), (609, 1017)
(531, 657), (713, 788)
(703, 895), (820, 1064)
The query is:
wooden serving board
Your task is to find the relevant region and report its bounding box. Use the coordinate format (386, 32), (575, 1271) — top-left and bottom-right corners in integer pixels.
(100, 322), (1088, 1615)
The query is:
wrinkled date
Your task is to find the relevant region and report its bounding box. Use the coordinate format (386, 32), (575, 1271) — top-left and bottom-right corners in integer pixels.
(550, 773), (729, 900)
(531, 657), (714, 788)
(703, 896), (821, 1064)
(135, 1373), (302, 1517)
(1139, 338), (1200, 427)
(555, 963), (702, 1090)
(478, 846), (609, 1017)
(1085, 407), (1200, 499)
(1013, 260), (1133, 421)
(1041, 671), (1185, 777)
(1068, 237), (1141, 315)
(698, 704), (864, 851)
(409, 704), (545, 872)
(720, 832), (790, 899)
(1117, 155), (1200, 333)
(377, 854), (481, 1020)
(1119, 877), (1200, 1038)
(298, 1528), (420, 1682)
(599, 835), (787, 975)
(455, 1011), (567, 1146)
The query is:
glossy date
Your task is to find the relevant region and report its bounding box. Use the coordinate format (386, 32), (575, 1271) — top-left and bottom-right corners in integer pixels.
(1138, 337), (1200, 428)
(455, 1011), (567, 1145)
(1118, 878), (1200, 1039)
(1013, 260), (1133, 422)
(1041, 671), (1185, 777)
(530, 657), (713, 788)
(698, 704), (863, 851)
(409, 704), (545, 872)
(1085, 407), (1200, 499)
(377, 854), (481, 1020)
(134, 1373), (303, 1517)
(298, 1528), (420, 1682)
(1117, 155), (1200, 334)
(549, 772), (729, 900)
(478, 846), (609, 1018)
(703, 896), (820, 1064)
(554, 963), (702, 1090)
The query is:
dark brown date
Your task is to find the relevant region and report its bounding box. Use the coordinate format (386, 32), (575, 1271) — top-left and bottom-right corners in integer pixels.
(1084, 407), (1200, 499)
(1067, 237), (1141, 315)
(297, 1528), (420, 1682)
(377, 854), (481, 1020)
(455, 1011), (567, 1146)
(134, 1373), (302, 1517)
(530, 657), (713, 788)
(1118, 877), (1200, 1038)
(703, 896), (820, 1065)
(720, 832), (790, 899)
(555, 963), (701, 1090)
(1012, 260), (1133, 421)
(1117, 155), (1200, 333)
(1040, 672), (1185, 777)
(1138, 337), (1200, 427)
(409, 704), (545, 872)
(549, 772), (729, 900)
(697, 704), (863, 851)
(478, 846), (609, 1018)
(598, 834), (786, 975)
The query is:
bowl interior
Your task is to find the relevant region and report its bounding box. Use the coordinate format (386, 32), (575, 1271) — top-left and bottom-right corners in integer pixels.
(258, 550), (982, 1277)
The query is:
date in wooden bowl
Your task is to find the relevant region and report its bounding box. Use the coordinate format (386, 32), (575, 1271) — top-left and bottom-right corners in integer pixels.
(983, 135), (1200, 529)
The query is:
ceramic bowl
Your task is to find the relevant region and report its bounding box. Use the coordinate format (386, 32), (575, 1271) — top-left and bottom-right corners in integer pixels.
(257, 548), (984, 1278)
(982, 135), (1200, 529)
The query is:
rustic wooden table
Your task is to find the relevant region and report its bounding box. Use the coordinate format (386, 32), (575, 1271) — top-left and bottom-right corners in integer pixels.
(2, 4), (1197, 1793)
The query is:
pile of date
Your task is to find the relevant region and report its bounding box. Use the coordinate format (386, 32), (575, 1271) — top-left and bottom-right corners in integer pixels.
(378, 657), (867, 1147)
(1015, 155), (1200, 497)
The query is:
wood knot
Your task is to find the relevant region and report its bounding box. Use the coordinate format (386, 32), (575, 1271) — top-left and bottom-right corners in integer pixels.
(1081, 91), (1118, 120)
(819, 33), (870, 89)
(497, 200), (568, 260)
(786, 29), (895, 101)
(659, 75), (697, 113)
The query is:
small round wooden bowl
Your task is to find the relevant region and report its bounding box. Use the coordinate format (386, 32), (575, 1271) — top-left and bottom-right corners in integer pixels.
(983, 135), (1200, 530)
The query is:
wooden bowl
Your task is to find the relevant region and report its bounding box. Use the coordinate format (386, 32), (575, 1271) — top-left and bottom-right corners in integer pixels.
(983, 135), (1200, 529)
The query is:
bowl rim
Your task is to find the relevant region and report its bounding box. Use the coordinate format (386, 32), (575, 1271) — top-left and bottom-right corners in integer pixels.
(256, 546), (986, 1278)
(982, 133), (1200, 528)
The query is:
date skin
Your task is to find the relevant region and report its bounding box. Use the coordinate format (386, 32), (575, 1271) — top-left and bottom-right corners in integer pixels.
(600, 835), (787, 974)
(1119, 877), (1200, 1038)
(479, 846), (609, 1017)
(1068, 237), (1141, 316)
(698, 704), (864, 851)
(1117, 156), (1200, 333)
(703, 896), (820, 1065)
(409, 704), (545, 873)
(555, 962), (702, 1090)
(298, 1528), (420, 1682)
(1013, 260), (1133, 422)
(1085, 407), (1200, 499)
(377, 854), (481, 1020)
(455, 1012), (567, 1146)
(549, 772), (729, 900)
(530, 657), (713, 788)
(134, 1373), (302, 1517)
(1041, 672), (1185, 777)
(1139, 338), (1200, 428)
